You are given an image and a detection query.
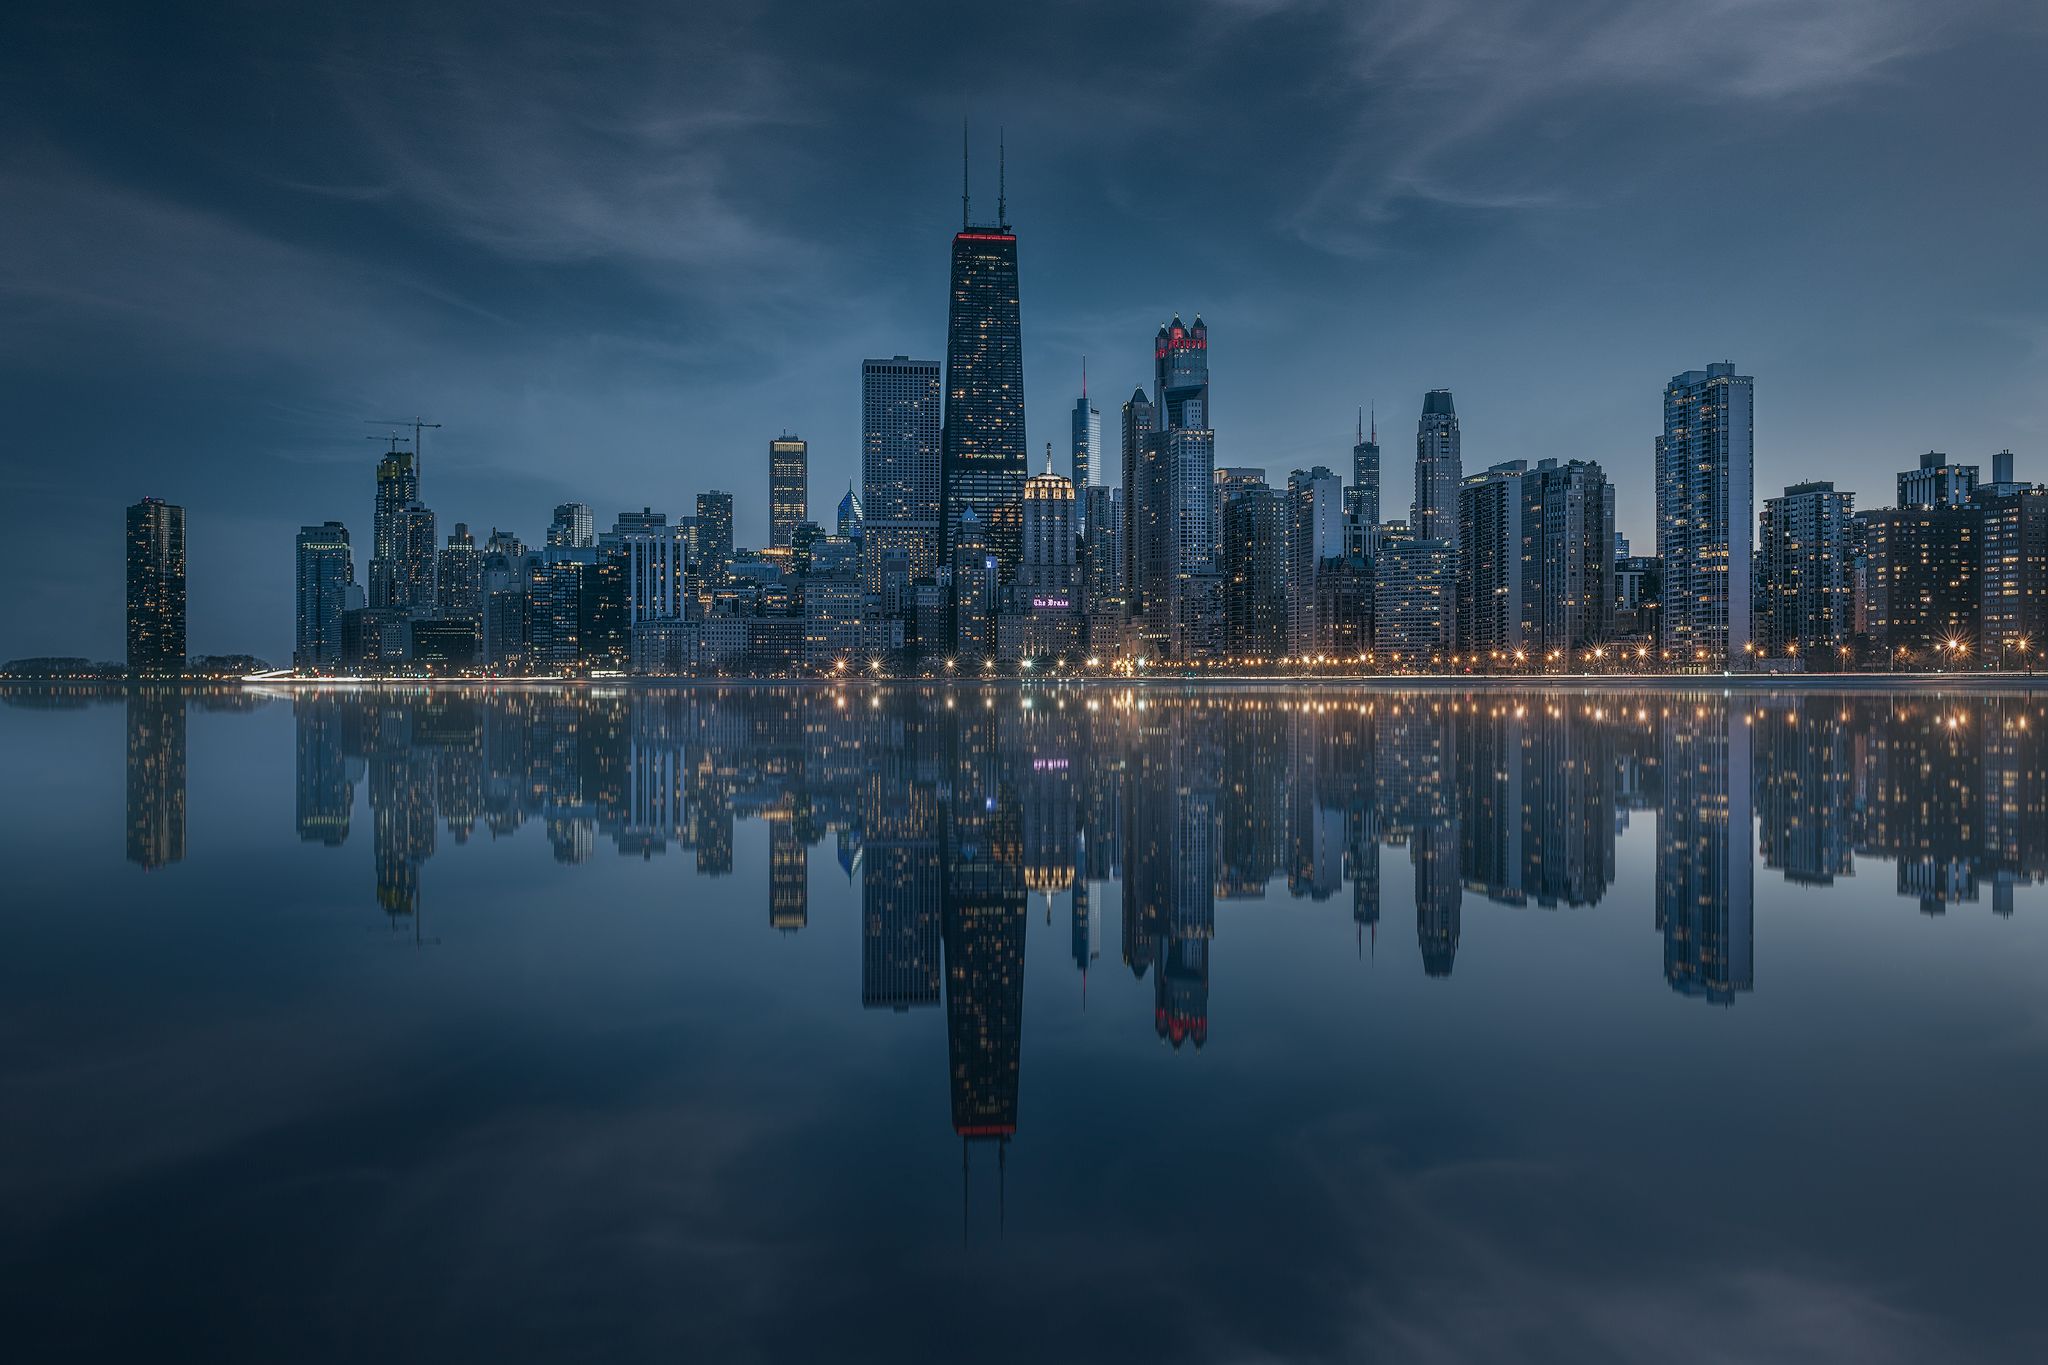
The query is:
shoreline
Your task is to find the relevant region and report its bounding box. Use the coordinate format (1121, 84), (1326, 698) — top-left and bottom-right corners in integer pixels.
(5, 671), (2046, 694)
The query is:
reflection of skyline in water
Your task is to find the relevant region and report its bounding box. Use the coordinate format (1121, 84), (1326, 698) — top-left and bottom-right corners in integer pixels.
(99, 686), (2048, 1173)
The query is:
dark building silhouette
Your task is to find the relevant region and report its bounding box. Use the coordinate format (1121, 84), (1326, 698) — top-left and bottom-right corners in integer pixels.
(939, 156), (1026, 582)
(125, 691), (186, 868)
(126, 498), (186, 675)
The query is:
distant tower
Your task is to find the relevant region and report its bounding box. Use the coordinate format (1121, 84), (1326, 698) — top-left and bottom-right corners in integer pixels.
(769, 435), (809, 549)
(939, 138), (1027, 580)
(695, 490), (734, 582)
(1071, 359), (1101, 529)
(295, 521), (353, 670)
(436, 522), (482, 627)
(547, 502), (594, 550)
(1349, 408), (1381, 530)
(126, 497), (186, 675)
(837, 482), (865, 540)
(368, 448), (417, 609)
(1411, 390), (1460, 543)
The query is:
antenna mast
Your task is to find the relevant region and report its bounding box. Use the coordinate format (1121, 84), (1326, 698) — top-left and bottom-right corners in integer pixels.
(997, 128), (1007, 228)
(962, 119), (971, 228)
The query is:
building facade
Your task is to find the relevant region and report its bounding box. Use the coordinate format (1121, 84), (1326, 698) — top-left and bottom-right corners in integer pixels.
(126, 497), (186, 675)
(769, 435), (808, 550)
(939, 214), (1026, 580)
(295, 520), (352, 671)
(862, 356), (942, 590)
(1656, 363), (1754, 667)
(1412, 389), (1461, 544)
(1756, 481), (1854, 661)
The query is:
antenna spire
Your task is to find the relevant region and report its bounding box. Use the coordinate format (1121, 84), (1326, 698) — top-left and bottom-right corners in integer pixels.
(961, 118), (970, 229)
(1370, 405), (1377, 443)
(997, 128), (1007, 227)
(1357, 407), (1363, 444)
(1082, 355), (1087, 400)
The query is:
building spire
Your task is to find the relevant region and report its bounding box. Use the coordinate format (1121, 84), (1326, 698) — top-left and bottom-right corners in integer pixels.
(997, 128), (1007, 228)
(1045, 441), (1055, 476)
(1358, 407), (1363, 444)
(962, 118), (971, 229)
(1081, 355), (1087, 400)
(1370, 405), (1376, 443)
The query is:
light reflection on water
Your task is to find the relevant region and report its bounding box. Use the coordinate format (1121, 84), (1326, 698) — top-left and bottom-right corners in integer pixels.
(2, 684), (2044, 1363)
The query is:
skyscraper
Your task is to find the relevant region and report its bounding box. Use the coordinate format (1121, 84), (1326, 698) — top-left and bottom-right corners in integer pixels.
(1656, 363), (1754, 668)
(1222, 485), (1286, 660)
(125, 497), (186, 675)
(1120, 387), (1156, 627)
(1071, 361), (1100, 528)
(436, 523), (482, 628)
(295, 521), (353, 671)
(1141, 314), (1222, 658)
(1756, 481), (1854, 661)
(1349, 409), (1381, 530)
(1456, 462), (1528, 656)
(769, 435), (808, 550)
(1286, 466), (1345, 652)
(368, 448), (417, 609)
(1412, 390), (1461, 544)
(939, 163), (1026, 580)
(1020, 448), (1077, 600)
(836, 484), (863, 540)
(695, 491), (734, 583)
(861, 356), (942, 589)
(547, 502), (594, 550)
(397, 503), (437, 617)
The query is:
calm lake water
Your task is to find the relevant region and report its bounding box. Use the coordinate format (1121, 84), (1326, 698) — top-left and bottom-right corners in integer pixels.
(3, 683), (2045, 1363)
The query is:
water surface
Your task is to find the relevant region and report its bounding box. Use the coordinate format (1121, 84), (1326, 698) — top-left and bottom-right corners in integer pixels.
(3, 684), (2044, 1362)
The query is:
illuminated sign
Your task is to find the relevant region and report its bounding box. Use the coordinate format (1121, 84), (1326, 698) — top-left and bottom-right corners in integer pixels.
(1030, 595), (1071, 610)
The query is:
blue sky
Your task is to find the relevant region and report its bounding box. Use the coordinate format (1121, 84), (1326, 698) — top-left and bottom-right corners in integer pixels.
(3, 0), (2045, 660)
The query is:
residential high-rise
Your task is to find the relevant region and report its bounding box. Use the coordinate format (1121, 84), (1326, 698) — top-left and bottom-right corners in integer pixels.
(1656, 363), (1754, 667)
(1349, 408), (1381, 529)
(547, 502), (594, 550)
(1286, 466), (1345, 652)
(436, 523), (482, 627)
(126, 497), (186, 675)
(695, 491), (734, 583)
(1222, 485), (1286, 660)
(952, 509), (996, 658)
(368, 448), (417, 610)
(1120, 388), (1157, 627)
(1521, 458), (1615, 657)
(1020, 447), (1077, 600)
(396, 503), (437, 617)
(1456, 462), (1527, 656)
(861, 356), (943, 591)
(1898, 451), (1978, 510)
(1756, 481), (1854, 661)
(295, 521), (353, 671)
(939, 175), (1026, 580)
(1080, 484), (1124, 624)
(1977, 477), (2048, 665)
(1412, 390), (1461, 543)
(1071, 363), (1101, 528)
(1863, 505), (1979, 658)
(1373, 523), (1454, 661)
(1213, 466), (1267, 539)
(1141, 314), (1222, 659)
(769, 435), (808, 550)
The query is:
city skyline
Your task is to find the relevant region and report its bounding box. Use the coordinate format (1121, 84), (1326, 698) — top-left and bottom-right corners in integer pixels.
(6, 3), (2047, 660)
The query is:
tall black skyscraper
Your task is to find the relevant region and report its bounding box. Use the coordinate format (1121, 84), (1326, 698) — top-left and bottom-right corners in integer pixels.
(126, 497), (186, 675)
(1349, 408), (1381, 529)
(939, 142), (1026, 580)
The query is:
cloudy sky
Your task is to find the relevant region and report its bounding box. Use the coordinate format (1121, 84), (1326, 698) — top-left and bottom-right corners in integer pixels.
(3, 0), (2045, 660)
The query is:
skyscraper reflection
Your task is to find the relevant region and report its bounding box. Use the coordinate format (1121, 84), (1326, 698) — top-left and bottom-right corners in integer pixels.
(252, 685), (2047, 1007)
(125, 690), (186, 869)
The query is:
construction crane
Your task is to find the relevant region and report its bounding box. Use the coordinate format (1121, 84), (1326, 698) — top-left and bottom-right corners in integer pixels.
(367, 432), (413, 453)
(363, 417), (442, 477)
